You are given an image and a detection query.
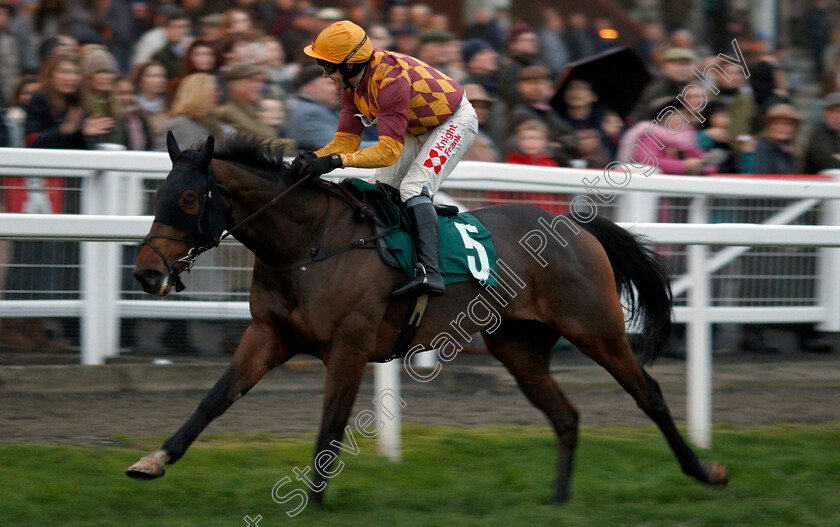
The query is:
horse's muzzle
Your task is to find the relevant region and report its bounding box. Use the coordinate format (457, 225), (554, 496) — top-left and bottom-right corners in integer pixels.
(134, 268), (171, 296)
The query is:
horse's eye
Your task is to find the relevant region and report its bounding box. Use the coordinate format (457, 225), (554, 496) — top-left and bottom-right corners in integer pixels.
(179, 191), (200, 213)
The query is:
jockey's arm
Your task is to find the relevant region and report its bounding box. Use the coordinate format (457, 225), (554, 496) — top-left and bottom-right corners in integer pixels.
(315, 79), (409, 169)
(315, 132), (363, 157)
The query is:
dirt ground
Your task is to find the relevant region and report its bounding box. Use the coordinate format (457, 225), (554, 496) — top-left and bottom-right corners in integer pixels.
(1, 349), (839, 447)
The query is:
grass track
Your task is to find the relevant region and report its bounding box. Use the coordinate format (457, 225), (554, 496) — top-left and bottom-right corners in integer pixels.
(2, 424), (840, 526)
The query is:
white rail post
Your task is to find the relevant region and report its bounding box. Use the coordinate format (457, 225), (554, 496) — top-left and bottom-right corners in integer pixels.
(102, 168), (125, 358)
(80, 145), (126, 365)
(618, 190), (660, 336)
(81, 170), (108, 365)
(818, 170), (840, 331)
(374, 360), (401, 461)
(687, 195), (712, 448)
(617, 191), (658, 223)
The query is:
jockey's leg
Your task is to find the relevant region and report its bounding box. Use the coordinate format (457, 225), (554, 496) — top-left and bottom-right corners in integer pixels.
(393, 95), (479, 297)
(369, 135), (423, 187)
(392, 189), (445, 296)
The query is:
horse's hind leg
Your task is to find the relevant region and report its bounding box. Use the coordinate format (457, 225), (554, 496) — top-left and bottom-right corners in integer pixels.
(126, 321), (288, 479)
(567, 332), (729, 487)
(482, 320), (578, 503)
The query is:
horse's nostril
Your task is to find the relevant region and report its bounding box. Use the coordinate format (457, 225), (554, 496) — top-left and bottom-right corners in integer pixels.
(135, 268), (163, 289)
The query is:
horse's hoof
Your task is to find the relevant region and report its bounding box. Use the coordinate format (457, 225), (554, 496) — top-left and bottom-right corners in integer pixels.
(703, 462), (730, 486)
(126, 453), (167, 480)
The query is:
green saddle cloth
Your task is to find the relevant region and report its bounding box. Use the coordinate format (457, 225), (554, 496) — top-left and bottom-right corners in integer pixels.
(345, 178), (498, 286)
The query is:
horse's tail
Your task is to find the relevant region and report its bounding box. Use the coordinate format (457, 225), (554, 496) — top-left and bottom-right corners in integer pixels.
(572, 215), (673, 365)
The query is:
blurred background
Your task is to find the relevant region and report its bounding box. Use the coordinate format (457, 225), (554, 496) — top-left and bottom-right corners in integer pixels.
(1, 1), (840, 525)
(0, 0), (839, 359)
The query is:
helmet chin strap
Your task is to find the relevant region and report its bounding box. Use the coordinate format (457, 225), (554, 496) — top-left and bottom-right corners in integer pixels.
(341, 61), (368, 89)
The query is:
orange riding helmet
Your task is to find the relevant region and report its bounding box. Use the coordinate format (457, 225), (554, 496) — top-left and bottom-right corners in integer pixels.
(304, 20), (374, 84)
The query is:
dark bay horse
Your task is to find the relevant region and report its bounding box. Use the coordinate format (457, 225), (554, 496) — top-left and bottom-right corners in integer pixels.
(126, 133), (729, 504)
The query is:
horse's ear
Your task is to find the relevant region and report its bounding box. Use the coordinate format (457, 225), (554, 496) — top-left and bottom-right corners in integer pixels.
(195, 135), (215, 172)
(166, 131), (180, 164)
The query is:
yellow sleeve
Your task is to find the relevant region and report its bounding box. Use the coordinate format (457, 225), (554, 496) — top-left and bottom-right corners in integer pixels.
(315, 132), (362, 157)
(336, 136), (404, 169)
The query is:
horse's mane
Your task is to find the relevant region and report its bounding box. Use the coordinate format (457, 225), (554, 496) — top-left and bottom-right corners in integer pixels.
(202, 133), (348, 197)
(204, 133), (293, 182)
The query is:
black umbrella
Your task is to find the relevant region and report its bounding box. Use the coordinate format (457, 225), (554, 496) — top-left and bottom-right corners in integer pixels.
(551, 47), (652, 119)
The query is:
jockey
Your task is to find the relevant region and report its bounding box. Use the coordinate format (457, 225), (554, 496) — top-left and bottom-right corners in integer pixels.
(296, 20), (478, 297)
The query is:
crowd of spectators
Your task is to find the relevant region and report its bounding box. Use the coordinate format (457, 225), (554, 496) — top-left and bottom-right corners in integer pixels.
(0, 1), (835, 178)
(1, 1), (840, 353)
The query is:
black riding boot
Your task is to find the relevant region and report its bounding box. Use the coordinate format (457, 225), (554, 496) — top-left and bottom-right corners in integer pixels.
(393, 201), (445, 296)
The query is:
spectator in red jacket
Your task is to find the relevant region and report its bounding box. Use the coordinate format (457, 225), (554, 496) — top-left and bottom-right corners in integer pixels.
(490, 119), (568, 214)
(505, 119), (557, 167)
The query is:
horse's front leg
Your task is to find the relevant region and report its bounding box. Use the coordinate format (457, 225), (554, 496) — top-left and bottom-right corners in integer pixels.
(307, 344), (368, 506)
(126, 321), (288, 479)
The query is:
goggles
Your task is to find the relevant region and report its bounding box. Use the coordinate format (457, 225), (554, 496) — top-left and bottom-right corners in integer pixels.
(314, 34), (369, 76)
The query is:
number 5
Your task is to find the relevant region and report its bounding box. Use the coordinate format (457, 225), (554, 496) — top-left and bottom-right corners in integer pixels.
(454, 222), (490, 281)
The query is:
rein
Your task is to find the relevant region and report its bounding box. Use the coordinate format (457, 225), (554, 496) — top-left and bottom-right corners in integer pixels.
(143, 170), (315, 291)
(144, 168), (390, 290)
(223, 172), (315, 240)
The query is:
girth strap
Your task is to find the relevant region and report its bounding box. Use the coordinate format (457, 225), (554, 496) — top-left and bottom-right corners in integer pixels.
(384, 294), (430, 362)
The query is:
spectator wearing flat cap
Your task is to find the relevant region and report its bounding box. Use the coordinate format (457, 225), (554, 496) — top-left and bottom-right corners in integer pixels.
(215, 64), (278, 139)
(633, 47), (698, 119)
(284, 65), (375, 152)
(802, 92), (840, 173)
(417, 30), (462, 80)
(498, 23), (544, 109)
(507, 65), (578, 167)
(751, 103), (802, 175)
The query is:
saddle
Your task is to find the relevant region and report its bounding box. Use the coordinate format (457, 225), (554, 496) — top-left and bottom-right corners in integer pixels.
(337, 178), (496, 361)
(339, 179), (458, 270)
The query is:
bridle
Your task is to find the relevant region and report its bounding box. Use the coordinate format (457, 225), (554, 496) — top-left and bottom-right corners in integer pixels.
(142, 130), (385, 292)
(143, 162), (317, 292)
(142, 159), (229, 292)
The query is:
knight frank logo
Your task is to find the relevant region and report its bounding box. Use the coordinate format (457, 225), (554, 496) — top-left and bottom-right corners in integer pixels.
(424, 123), (462, 174)
(424, 149), (447, 174)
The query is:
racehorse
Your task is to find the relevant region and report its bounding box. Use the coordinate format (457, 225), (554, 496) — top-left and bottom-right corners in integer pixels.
(126, 132), (729, 505)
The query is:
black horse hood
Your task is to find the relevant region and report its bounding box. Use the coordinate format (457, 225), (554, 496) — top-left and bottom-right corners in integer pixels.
(155, 134), (227, 246)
